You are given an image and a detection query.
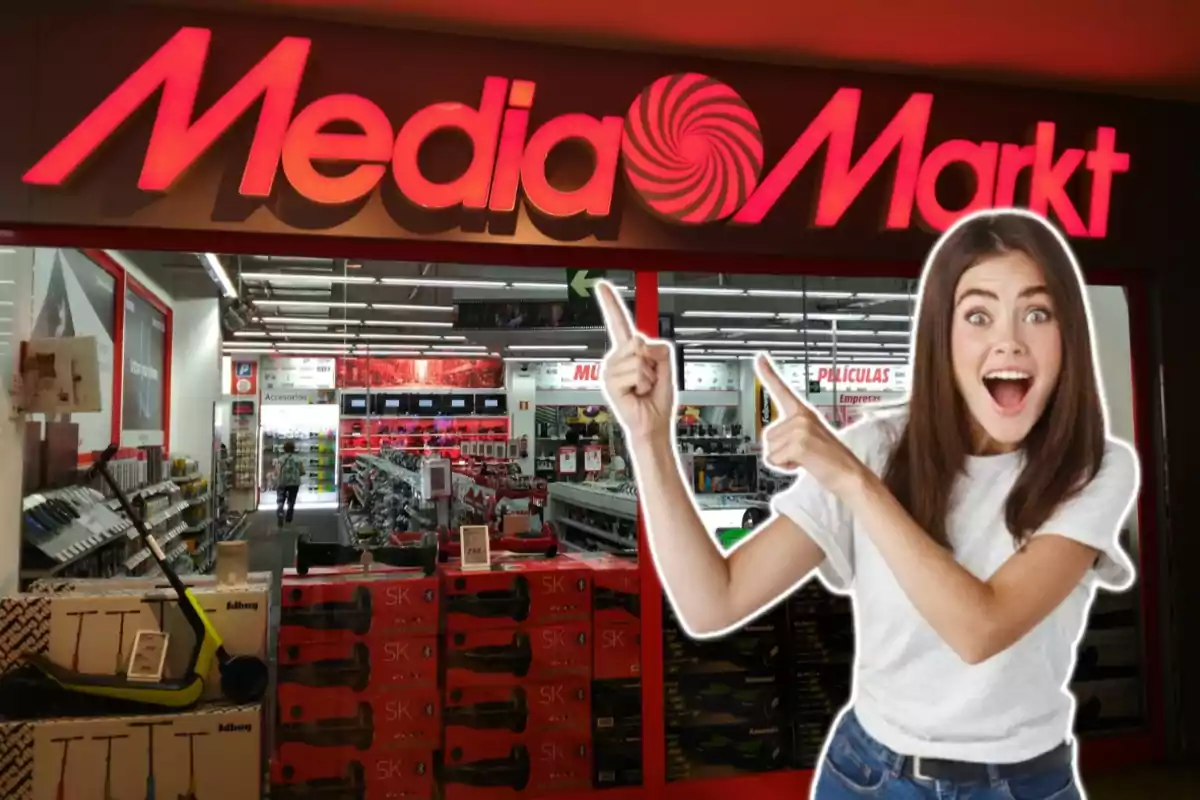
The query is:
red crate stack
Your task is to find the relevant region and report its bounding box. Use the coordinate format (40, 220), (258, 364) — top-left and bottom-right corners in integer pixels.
(574, 553), (644, 789)
(271, 565), (441, 799)
(441, 559), (593, 798)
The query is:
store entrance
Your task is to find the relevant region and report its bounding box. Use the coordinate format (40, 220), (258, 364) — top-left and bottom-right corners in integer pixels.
(4, 237), (1160, 798)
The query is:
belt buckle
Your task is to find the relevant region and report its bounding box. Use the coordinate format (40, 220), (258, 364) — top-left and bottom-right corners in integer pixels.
(912, 756), (932, 782)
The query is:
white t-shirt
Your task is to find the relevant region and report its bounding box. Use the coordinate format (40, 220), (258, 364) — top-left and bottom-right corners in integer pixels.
(773, 409), (1139, 763)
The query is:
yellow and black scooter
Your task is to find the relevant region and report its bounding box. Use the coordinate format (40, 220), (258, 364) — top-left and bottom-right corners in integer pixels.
(0, 445), (268, 718)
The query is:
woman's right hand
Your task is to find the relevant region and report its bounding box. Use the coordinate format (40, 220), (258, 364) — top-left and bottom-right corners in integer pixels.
(596, 281), (677, 441)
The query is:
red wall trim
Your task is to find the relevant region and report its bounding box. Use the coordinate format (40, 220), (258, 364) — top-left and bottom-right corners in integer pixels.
(634, 269), (665, 788)
(81, 248), (125, 447)
(80, 249), (174, 451)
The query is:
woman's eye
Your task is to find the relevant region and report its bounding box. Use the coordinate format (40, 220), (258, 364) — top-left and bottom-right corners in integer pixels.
(1026, 307), (1052, 323)
(965, 310), (989, 326)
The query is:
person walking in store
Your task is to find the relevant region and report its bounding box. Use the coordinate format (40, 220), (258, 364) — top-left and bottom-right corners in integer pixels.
(595, 208), (1138, 800)
(275, 440), (304, 528)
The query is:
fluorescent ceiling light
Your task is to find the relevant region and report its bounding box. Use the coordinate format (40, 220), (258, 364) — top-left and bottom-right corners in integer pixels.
(260, 316), (362, 326)
(220, 348), (274, 354)
(356, 350), (426, 356)
(675, 327), (717, 334)
(504, 357), (572, 362)
(682, 310), (775, 318)
(507, 345), (589, 351)
(252, 300), (368, 308)
(379, 277), (506, 288)
(358, 333), (459, 341)
(233, 331), (269, 337)
(509, 282), (563, 290)
(360, 320), (453, 328)
(200, 253), (238, 299)
(718, 327), (800, 335)
(267, 331), (351, 339)
(370, 303), (455, 312)
(783, 312), (911, 322)
(249, 255), (334, 262)
(240, 272), (378, 284)
(659, 287), (745, 296)
(677, 338), (892, 348)
(429, 345), (488, 350)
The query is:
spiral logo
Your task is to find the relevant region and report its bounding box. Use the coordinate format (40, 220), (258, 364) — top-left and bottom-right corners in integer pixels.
(622, 73), (764, 224)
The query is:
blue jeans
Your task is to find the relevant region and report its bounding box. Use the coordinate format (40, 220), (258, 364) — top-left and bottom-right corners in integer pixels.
(813, 710), (1082, 799)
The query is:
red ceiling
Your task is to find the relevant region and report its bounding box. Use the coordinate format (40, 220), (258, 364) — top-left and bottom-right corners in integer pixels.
(144, 0), (1200, 100)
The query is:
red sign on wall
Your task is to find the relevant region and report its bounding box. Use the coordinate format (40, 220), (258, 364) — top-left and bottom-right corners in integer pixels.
(22, 26), (1128, 239)
(231, 360), (257, 395)
(336, 357), (504, 389)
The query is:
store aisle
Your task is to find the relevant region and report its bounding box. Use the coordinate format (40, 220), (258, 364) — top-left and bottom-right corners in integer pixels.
(244, 508), (341, 578)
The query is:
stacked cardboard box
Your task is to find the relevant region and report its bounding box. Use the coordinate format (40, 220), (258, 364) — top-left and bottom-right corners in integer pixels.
(0, 575), (270, 799)
(441, 559), (593, 798)
(270, 566), (440, 799)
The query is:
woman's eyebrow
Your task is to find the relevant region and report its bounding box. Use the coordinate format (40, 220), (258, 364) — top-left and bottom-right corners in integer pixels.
(955, 287), (996, 305)
(955, 284), (1050, 305)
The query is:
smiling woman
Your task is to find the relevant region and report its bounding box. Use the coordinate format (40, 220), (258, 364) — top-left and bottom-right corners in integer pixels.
(888, 211), (1107, 550)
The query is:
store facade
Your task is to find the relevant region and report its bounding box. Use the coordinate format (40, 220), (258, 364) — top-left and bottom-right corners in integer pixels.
(0, 4), (1194, 797)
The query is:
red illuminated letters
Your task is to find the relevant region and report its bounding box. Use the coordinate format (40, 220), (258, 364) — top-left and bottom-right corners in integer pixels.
(22, 26), (1129, 238)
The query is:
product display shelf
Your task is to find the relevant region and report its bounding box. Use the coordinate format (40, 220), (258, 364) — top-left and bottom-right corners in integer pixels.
(262, 430), (337, 495)
(339, 414), (511, 459)
(19, 479), (193, 584)
(350, 452), (446, 536)
(547, 482), (638, 552)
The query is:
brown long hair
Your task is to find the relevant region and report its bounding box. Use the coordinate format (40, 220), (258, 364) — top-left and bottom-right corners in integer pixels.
(881, 211), (1107, 548)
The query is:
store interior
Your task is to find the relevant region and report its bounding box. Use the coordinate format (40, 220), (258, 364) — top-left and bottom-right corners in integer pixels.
(3, 248), (1152, 797)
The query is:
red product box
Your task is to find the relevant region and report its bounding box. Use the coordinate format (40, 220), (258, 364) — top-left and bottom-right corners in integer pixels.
(445, 622), (592, 688)
(443, 559), (591, 631)
(594, 619), (640, 680)
(277, 636), (439, 688)
(575, 553), (639, 628)
(271, 745), (436, 800)
(280, 569), (439, 645)
(445, 676), (591, 736)
(276, 683), (441, 749)
(442, 734), (592, 799)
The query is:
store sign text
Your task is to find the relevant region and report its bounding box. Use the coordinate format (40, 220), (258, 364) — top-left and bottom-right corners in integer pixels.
(22, 26), (1127, 237)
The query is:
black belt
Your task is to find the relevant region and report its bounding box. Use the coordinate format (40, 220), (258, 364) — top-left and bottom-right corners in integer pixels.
(899, 742), (1073, 783)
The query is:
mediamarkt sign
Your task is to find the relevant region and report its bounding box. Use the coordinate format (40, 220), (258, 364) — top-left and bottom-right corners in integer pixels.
(23, 27), (1128, 237)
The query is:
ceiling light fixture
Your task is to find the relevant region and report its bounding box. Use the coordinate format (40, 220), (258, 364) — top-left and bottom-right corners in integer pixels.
(379, 277), (506, 288)
(507, 345), (589, 351)
(201, 253), (238, 299)
(260, 316), (363, 326)
(252, 300), (368, 308)
(240, 272), (378, 284)
(370, 303), (455, 312)
(360, 320), (454, 328)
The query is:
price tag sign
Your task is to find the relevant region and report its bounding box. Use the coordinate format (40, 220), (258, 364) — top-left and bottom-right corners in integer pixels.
(557, 447), (577, 474)
(459, 525), (491, 571)
(583, 445), (603, 472)
(126, 630), (169, 682)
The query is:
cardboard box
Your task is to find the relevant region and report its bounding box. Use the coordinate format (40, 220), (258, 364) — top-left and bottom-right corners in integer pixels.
(445, 676), (591, 736)
(276, 683), (441, 748)
(278, 636), (439, 689)
(0, 577), (269, 703)
(280, 569), (439, 645)
(270, 745), (437, 799)
(445, 622), (591, 688)
(443, 559), (591, 631)
(442, 734), (592, 799)
(0, 704), (262, 800)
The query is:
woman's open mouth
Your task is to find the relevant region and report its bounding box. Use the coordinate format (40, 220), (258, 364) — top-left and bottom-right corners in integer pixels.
(983, 370), (1033, 414)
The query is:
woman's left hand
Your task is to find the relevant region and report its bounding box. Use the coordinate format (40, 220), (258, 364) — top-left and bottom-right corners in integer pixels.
(756, 354), (869, 498)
